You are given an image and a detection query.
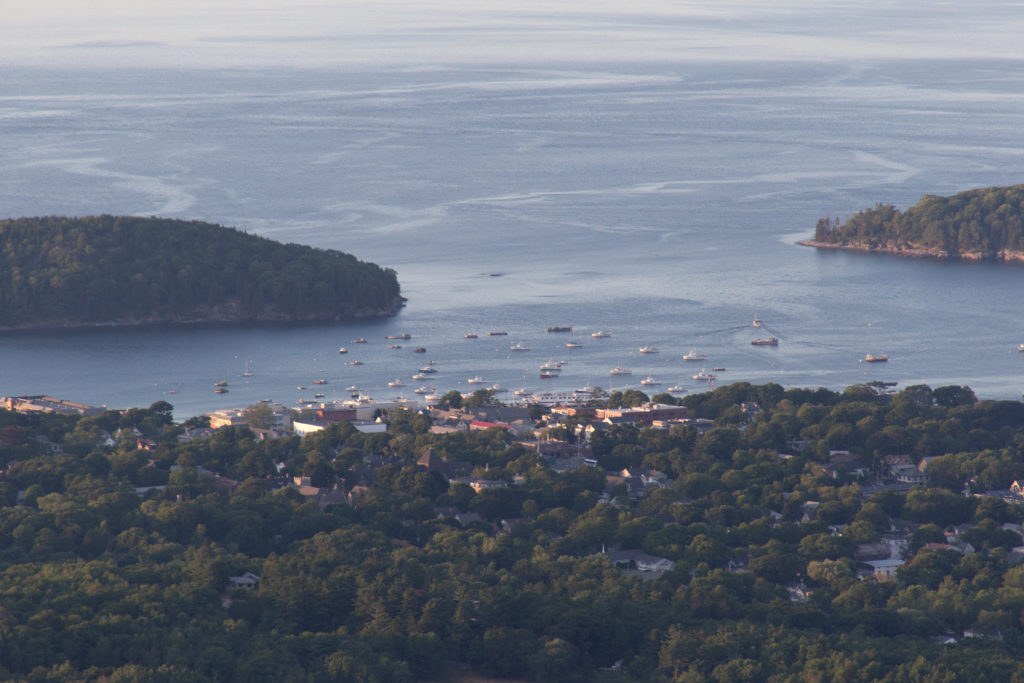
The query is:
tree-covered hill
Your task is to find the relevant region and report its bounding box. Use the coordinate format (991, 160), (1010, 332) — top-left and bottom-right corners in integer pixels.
(805, 184), (1024, 260)
(0, 215), (403, 329)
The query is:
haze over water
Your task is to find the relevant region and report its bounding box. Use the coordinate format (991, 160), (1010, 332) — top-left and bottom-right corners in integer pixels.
(3, 1), (1024, 418)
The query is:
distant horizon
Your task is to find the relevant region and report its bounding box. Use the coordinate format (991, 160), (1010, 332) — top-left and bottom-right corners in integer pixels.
(7, 1), (1024, 69)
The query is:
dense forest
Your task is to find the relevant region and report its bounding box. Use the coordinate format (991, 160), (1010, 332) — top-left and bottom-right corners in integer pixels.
(0, 216), (403, 329)
(809, 184), (1024, 259)
(6, 382), (1024, 680)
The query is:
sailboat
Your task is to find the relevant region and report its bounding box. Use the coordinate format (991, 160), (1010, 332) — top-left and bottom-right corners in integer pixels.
(241, 360), (253, 377)
(566, 327), (583, 348)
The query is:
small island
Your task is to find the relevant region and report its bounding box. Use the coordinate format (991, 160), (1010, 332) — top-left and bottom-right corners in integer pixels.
(0, 215), (403, 330)
(800, 184), (1024, 262)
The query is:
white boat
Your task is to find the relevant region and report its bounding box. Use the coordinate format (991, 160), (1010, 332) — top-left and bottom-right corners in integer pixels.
(591, 330), (612, 338)
(418, 366), (438, 374)
(610, 366), (632, 376)
(751, 336), (779, 346)
(338, 347), (348, 354)
(387, 378), (405, 387)
(668, 384), (688, 393)
(510, 341), (530, 351)
(640, 376), (661, 386)
(540, 360), (562, 371)
(412, 373), (430, 380)
(514, 388), (530, 397)
(693, 371), (717, 381)
(1019, 343), (1024, 353)
(639, 346), (659, 354)
(347, 360), (363, 366)
(752, 316), (762, 327)
(864, 354), (888, 363)
(346, 385), (359, 392)
(566, 328), (583, 348)
(241, 360), (253, 377)
(467, 376), (486, 384)
(414, 386), (431, 394)
(682, 349), (706, 361)
(490, 384), (508, 393)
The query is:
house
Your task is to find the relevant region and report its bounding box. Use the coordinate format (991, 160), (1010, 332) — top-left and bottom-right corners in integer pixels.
(227, 571), (260, 591)
(862, 558), (904, 578)
(890, 463), (927, 486)
(603, 549), (675, 575)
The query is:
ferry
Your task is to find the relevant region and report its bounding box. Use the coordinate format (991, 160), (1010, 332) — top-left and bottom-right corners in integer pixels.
(751, 337), (779, 346)
(682, 349), (706, 361)
(864, 354), (888, 363)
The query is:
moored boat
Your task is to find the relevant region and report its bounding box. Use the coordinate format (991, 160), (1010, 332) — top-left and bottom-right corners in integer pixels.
(610, 366), (632, 376)
(751, 337), (779, 346)
(591, 330), (612, 338)
(467, 376), (486, 384)
(639, 345), (659, 354)
(682, 349), (706, 361)
(640, 376), (661, 386)
(864, 354), (888, 363)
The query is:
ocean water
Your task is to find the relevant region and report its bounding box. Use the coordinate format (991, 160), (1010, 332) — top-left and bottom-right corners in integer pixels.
(3, 3), (1024, 418)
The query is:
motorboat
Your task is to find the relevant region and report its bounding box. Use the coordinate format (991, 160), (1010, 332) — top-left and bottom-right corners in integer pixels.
(387, 378), (405, 387)
(668, 384), (688, 393)
(314, 379), (328, 384)
(864, 354), (888, 363)
(385, 333), (411, 340)
(610, 366), (632, 376)
(640, 376), (661, 386)
(467, 376), (486, 384)
(412, 373), (430, 380)
(352, 337), (368, 343)
(540, 371), (558, 379)
(752, 316), (762, 327)
(413, 347), (427, 353)
(414, 386), (431, 394)
(214, 387), (229, 394)
(751, 337), (779, 346)
(682, 349), (706, 361)
(214, 380), (228, 387)
(338, 347), (348, 354)
(547, 326), (571, 332)
(346, 385), (359, 392)
(418, 365), (438, 374)
(712, 367), (725, 372)
(591, 330), (612, 338)
(639, 346), (659, 354)
(539, 360), (562, 372)
(488, 331), (508, 336)
(388, 344), (402, 349)
(510, 341), (530, 351)
(464, 333), (478, 339)
(490, 384), (508, 393)
(347, 360), (363, 366)
(693, 370), (716, 381)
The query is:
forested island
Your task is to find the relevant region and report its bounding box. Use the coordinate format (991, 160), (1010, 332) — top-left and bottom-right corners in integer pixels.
(7, 382), (1024, 680)
(0, 216), (403, 330)
(801, 184), (1024, 261)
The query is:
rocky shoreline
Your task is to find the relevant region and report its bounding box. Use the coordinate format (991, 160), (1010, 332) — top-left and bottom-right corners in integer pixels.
(0, 296), (406, 333)
(798, 239), (1024, 263)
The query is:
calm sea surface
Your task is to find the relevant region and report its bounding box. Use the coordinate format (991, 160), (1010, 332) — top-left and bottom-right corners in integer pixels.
(3, 48), (1024, 417)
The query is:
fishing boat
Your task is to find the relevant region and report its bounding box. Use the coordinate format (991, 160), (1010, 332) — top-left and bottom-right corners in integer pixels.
(539, 371), (558, 379)
(640, 376), (661, 386)
(752, 316), (762, 327)
(682, 349), (706, 361)
(418, 365), (438, 374)
(610, 366), (632, 376)
(387, 378), (405, 387)
(540, 360), (561, 371)
(214, 380), (228, 387)
(639, 345), (659, 354)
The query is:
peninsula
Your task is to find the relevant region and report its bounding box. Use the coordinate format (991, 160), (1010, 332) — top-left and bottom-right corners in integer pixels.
(800, 184), (1024, 262)
(0, 215), (403, 330)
